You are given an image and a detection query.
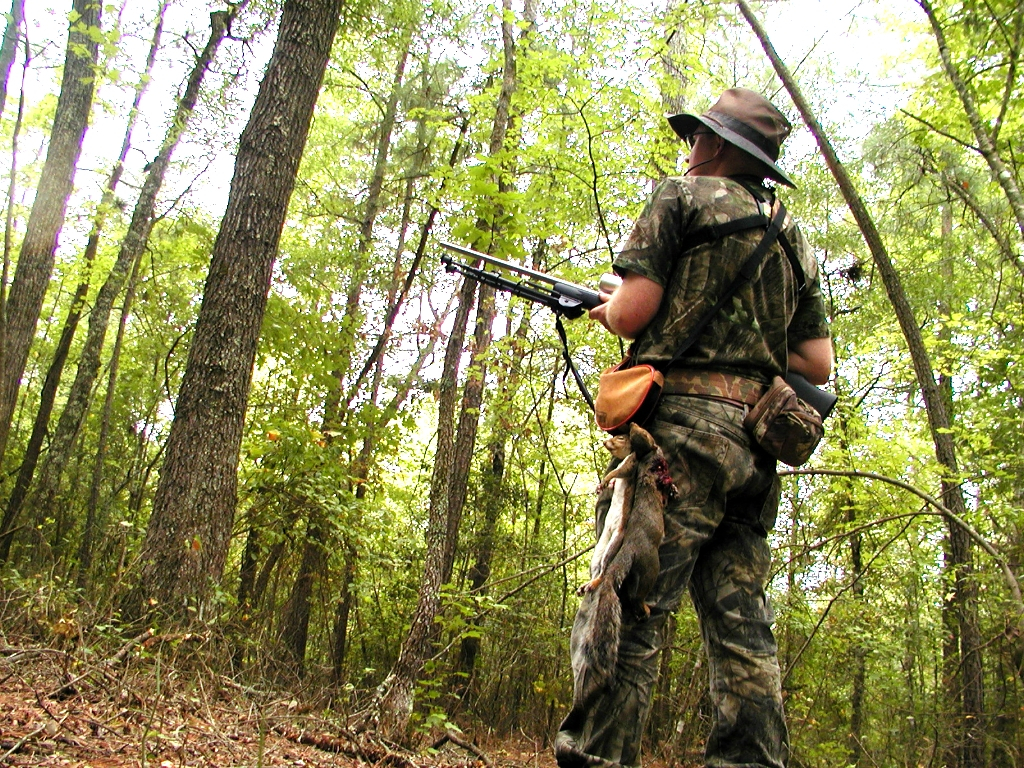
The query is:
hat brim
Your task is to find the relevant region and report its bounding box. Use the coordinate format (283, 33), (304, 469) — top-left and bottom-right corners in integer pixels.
(668, 112), (797, 188)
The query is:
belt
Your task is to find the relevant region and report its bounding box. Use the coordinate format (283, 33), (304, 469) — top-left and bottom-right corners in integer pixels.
(661, 370), (766, 407)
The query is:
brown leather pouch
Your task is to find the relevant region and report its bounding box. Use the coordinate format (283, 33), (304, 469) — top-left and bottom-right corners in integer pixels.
(594, 360), (664, 434)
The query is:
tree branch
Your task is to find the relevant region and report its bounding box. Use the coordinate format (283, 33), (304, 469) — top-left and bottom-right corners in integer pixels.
(781, 467), (1024, 619)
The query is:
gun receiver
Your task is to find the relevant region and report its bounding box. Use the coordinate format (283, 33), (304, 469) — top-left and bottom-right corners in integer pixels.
(438, 240), (618, 320)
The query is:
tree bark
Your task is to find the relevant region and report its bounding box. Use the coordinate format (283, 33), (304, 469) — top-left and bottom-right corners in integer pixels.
(127, 0), (342, 619)
(0, 0), (100, 469)
(0, 0), (25, 118)
(736, 2), (988, 764)
(30, 9), (232, 550)
(0, 3), (165, 565)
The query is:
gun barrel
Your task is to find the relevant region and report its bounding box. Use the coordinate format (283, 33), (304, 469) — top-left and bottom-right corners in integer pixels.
(438, 238), (609, 318)
(437, 240), (562, 286)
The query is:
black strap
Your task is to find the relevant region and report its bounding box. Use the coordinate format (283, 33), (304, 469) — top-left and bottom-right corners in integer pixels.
(733, 177), (806, 294)
(778, 231), (806, 293)
(683, 214), (771, 251)
(662, 200), (788, 371)
(555, 313), (594, 411)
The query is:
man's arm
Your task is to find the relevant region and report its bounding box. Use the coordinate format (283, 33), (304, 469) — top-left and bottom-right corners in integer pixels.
(588, 271), (663, 340)
(787, 336), (832, 385)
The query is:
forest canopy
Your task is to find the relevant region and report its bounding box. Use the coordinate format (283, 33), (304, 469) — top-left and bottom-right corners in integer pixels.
(1, 0), (1023, 766)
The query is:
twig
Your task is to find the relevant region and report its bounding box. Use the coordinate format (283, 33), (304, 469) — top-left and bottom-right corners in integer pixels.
(0, 724), (46, 763)
(0, 647), (69, 660)
(45, 628), (155, 699)
(111, 628), (155, 664)
(271, 724), (414, 766)
(434, 729), (495, 768)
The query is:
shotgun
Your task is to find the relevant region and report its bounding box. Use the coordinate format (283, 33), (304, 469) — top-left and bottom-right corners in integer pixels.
(438, 240), (836, 419)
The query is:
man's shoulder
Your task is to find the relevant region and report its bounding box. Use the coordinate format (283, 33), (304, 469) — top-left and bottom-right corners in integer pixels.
(656, 175), (764, 227)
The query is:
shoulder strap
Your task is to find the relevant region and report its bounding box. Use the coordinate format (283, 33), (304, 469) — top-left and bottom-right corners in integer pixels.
(778, 230), (806, 294)
(732, 177), (806, 293)
(683, 214), (771, 250)
(661, 200), (788, 372)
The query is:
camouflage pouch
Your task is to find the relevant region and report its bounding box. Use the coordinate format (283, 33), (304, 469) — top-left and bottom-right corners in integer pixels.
(743, 376), (823, 466)
(594, 359), (664, 435)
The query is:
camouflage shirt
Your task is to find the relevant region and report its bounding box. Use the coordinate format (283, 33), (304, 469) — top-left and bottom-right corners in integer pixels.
(613, 175), (830, 383)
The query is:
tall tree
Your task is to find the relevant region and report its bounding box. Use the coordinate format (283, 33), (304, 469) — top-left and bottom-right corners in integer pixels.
(0, 0), (101, 468)
(0, 0), (25, 117)
(0, 0), (168, 564)
(375, 0), (521, 738)
(128, 0), (342, 618)
(26, 8), (234, 557)
(735, 1), (987, 764)
(277, 26), (417, 672)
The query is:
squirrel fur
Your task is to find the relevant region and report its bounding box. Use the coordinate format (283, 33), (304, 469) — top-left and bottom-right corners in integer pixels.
(571, 423), (677, 707)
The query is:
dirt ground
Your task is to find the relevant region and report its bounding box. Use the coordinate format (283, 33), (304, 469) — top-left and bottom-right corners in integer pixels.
(0, 634), (557, 768)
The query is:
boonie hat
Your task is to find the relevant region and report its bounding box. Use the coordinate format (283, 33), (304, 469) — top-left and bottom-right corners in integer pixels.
(668, 88), (797, 187)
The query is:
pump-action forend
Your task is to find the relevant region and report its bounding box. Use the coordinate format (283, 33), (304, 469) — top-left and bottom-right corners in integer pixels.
(438, 240), (620, 320)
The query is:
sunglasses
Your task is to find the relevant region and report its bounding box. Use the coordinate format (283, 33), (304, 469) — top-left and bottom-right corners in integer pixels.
(684, 130), (714, 149)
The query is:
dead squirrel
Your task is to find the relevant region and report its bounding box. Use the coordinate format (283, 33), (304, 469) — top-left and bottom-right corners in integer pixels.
(570, 423), (677, 707)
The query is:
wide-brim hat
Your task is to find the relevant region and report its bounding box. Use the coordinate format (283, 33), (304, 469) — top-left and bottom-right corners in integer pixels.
(668, 88), (797, 188)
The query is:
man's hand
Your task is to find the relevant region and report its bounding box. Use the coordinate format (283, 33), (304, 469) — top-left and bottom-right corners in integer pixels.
(587, 291), (614, 330)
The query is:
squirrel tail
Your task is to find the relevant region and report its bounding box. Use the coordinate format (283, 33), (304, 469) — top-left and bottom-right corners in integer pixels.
(571, 580), (622, 707)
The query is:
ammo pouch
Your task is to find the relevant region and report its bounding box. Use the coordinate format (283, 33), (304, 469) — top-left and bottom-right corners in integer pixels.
(594, 358), (664, 434)
(743, 376), (824, 466)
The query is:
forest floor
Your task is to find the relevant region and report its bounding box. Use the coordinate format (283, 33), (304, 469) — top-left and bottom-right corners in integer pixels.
(0, 632), (559, 768)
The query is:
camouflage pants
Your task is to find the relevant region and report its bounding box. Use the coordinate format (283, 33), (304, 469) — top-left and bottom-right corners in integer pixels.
(556, 395), (788, 768)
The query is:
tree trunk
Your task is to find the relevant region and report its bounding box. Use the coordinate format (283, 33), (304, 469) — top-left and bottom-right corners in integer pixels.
(280, 33), (415, 672)
(76, 248), (143, 590)
(323, 31), (411, 424)
(280, 518), (326, 675)
(127, 0), (341, 620)
(2, 25), (28, 320)
(30, 9), (232, 547)
(374, 0), (519, 738)
(331, 174), (429, 683)
(917, 0), (1024, 244)
(735, 3), (987, 764)
(846, 494), (866, 766)
(344, 112), (469, 404)
(331, 535), (358, 683)
(0, 4), (165, 565)
(0, 0), (100, 469)
(454, 431), (505, 698)
(0, 0), (25, 119)
(455, 305), (529, 697)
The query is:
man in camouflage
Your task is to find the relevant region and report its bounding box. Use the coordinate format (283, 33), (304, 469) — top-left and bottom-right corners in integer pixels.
(554, 89), (832, 768)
